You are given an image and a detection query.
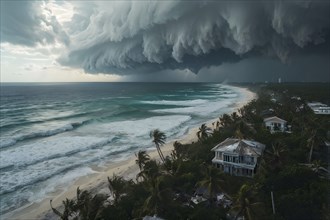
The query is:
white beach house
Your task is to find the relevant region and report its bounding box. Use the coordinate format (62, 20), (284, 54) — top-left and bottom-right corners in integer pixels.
(211, 138), (265, 177)
(307, 102), (330, 115)
(263, 116), (287, 133)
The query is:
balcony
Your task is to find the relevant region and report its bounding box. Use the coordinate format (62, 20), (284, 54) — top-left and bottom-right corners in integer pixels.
(213, 156), (255, 165)
(212, 157), (256, 168)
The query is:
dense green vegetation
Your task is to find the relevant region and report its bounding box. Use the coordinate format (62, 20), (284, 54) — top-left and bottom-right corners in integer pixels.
(51, 83), (329, 220)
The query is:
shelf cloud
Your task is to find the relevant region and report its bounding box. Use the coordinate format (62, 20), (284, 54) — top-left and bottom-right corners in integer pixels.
(58, 1), (330, 75)
(1, 0), (329, 80)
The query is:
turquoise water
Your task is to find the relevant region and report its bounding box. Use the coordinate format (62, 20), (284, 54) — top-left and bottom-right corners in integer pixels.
(0, 82), (245, 214)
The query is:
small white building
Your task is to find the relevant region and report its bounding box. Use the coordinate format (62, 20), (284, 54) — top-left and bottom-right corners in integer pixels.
(211, 138), (265, 178)
(263, 116), (287, 133)
(307, 102), (330, 115)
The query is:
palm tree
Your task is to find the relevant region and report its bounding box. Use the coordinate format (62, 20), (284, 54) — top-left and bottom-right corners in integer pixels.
(307, 129), (316, 163)
(310, 160), (327, 173)
(233, 117), (256, 139)
(231, 184), (261, 220)
(196, 123), (212, 142)
(108, 175), (126, 204)
(306, 129), (324, 163)
(265, 142), (286, 171)
(231, 111), (240, 122)
(75, 187), (106, 220)
(215, 120), (221, 131)
(143, 176), (172, 217)
(150, 129), (166, 163)
(135, 150), (150, 171)
(75, 187), (91, 218)
(172, 141), (185, 160)
(300, 160), (330, 179)
(219, 113), (233, 127)
(50, 198), (75, 220)
(137, 160), (161, 181)
(197, 165), (225, 204)
(50, 187), (106, 220)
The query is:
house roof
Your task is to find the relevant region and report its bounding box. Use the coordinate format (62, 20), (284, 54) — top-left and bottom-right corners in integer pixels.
(143, 216), (164, 220)
(211, 138), (265, 156)
(307, 102), (328, 107)
(263, 116), (287, 123)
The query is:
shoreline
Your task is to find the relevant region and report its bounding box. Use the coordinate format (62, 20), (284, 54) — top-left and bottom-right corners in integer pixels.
(7, 86), (257, 220)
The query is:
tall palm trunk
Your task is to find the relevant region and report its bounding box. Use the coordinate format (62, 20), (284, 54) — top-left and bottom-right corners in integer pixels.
(156, 143), (165, 162)
(150, 129), (167, 163)
(307, 130), (316, 163)
(308, 143), (314, 164)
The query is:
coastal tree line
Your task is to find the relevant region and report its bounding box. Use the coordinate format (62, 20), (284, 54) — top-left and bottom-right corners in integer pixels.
(50, 83), (330, 220)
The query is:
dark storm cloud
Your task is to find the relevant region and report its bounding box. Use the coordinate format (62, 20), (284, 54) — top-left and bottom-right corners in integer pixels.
(198, 54), (330, 83)
(120, 53), (330, 83)
(0, 1), (69, 46)
(1, 0), (329, 80)
(58, 0), (330, 75)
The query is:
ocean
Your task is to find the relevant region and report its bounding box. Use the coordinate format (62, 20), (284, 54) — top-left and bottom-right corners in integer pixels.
(0, 82), (246, 215)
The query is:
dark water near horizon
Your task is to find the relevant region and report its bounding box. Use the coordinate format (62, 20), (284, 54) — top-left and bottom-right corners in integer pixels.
(0, 82), (246, 215)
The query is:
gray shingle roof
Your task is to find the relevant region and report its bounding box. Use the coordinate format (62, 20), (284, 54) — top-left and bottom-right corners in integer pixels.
(211, 138), (265, 156)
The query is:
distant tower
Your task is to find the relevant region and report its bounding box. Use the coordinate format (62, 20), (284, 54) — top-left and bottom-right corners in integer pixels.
(278, 77), (282, 84)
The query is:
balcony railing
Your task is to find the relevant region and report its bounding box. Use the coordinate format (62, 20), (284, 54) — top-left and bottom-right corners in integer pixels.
(213, 157), (256, 165)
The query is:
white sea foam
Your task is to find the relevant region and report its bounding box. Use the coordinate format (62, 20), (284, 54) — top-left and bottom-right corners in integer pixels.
(140, 99), (208, 106)
(0, 140), (136, 196)
(0, 139), (17, 149)
(89, 115), (192, 138)
(0, 121), (89, 149)
(151, 100), (232, 116)
(37, 167), (97, 198)
(0, 165), (99, 217)
(0, 105), (44, 113)
(0, 136), (111, 169)
(219, 93), (238, 98)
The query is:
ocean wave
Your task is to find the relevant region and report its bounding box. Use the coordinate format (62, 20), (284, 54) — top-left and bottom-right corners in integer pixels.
(0, 120), (91, 149)
(0, 140), (133, 197)
(140, 99), (208, 106)
(0, 136), (114, 169)
(0, 105), (41, 113)
(0, 103), (60, 114)
(151, 100), (232, 116)
(89, 115), (192, 138)
(0, 166), (97, 216)
(0, 139), (17, 149)
(161, 94), (178, 97)
(0, 162), (94, 196)
(219, 93), (238, 98)
(0, 111), (95, 130)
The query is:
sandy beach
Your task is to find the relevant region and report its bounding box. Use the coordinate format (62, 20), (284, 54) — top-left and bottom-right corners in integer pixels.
(7, 86), (256, 220)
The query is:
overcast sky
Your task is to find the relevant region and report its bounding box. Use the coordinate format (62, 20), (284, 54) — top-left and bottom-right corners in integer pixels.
(1, 0), (329, 82)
